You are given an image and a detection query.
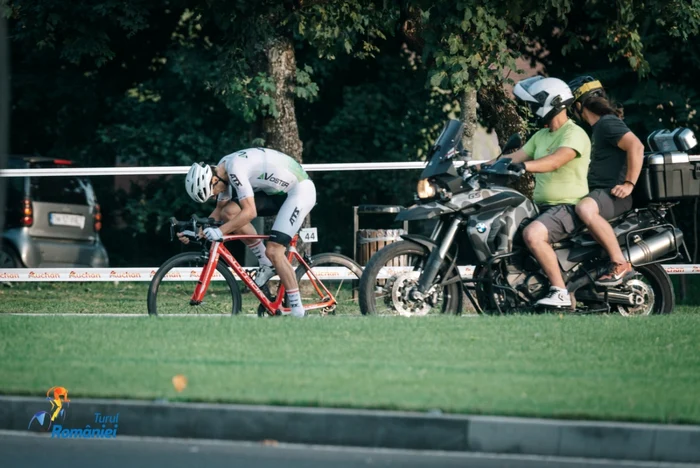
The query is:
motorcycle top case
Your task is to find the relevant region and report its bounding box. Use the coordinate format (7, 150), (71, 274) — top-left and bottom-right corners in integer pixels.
(636, 151), (700, 201)
(647, 127), (697, 153)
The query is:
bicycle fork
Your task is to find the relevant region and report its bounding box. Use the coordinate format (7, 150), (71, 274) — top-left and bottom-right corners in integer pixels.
(191, 243), (221, 305)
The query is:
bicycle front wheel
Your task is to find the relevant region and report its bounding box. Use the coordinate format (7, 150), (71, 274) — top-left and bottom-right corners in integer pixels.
(295, 253), (363, 315)
(147, 252), (242, 316)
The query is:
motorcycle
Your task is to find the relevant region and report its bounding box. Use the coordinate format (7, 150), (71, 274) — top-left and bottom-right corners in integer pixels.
(358, 119), (687, 316)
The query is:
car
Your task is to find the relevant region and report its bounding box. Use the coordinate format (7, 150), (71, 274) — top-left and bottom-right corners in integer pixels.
(1, 156), (109, 268)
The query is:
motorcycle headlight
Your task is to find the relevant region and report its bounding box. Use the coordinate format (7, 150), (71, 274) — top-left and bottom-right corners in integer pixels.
(416, 179), (437, 199)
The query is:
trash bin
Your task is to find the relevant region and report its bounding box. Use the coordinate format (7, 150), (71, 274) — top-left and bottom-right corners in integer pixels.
(353, 205), (408, 266)
(356, 228), (406, 266)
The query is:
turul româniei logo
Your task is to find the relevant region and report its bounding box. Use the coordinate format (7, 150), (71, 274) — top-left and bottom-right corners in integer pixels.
(28, 386), (120, 439)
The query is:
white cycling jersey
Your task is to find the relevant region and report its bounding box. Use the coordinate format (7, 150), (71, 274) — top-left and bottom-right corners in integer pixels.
(216, 148), (316, 244)
(217, 148), (309, 202)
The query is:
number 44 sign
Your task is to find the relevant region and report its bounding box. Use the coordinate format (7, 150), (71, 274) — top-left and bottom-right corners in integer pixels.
(299, 228), (318, 243)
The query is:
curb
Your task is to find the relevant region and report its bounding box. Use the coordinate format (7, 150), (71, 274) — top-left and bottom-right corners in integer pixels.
(1, 396), (699, 463)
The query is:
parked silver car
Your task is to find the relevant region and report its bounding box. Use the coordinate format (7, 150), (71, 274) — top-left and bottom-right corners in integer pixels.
(1, 156), (109, 268)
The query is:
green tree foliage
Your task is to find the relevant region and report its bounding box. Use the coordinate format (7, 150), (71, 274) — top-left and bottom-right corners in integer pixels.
(6, 0), (177, 162)
(523, 0), (700, 138)
(396, 1), (576, 192)
(7, 0), (700, 265)
(299, 48), (451, 252)
(4, 0), (410, 263)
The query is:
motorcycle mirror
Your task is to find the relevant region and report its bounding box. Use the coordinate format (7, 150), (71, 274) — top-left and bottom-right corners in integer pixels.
(500, 133), (522, 155)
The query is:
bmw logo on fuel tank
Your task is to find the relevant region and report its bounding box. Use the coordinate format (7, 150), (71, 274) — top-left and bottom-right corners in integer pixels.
(476, 223), (487, 233)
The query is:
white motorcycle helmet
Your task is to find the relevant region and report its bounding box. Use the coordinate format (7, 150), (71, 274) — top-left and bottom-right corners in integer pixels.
(185, 162), (214, 203)
(514, 76), (574, 124)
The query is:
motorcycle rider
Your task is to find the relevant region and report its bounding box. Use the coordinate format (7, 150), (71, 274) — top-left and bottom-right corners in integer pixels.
(568, 76), (645, 286)
(181, 148), (316, 318)
(481, 76), (591, 308)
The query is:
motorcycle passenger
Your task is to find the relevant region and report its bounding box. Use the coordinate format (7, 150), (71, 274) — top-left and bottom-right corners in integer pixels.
(181, 148), (317, 318)
(568, 76), (645, 285)
(482, 76), (591, 308)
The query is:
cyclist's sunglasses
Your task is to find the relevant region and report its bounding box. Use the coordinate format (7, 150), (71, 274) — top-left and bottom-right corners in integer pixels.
(210, 166), (229, 188)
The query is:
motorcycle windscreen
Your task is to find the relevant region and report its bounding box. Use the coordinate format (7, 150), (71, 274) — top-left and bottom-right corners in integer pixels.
(421, 120), (464, 179)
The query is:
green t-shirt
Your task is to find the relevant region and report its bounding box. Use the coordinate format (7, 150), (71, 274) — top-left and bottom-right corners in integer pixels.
(522, 119), (591, 205)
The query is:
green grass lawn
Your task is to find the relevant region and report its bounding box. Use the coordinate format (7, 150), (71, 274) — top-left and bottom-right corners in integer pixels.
(0, 281), (360, 315)
(1, 311), (700, 424)
(0, 282), (152, 314)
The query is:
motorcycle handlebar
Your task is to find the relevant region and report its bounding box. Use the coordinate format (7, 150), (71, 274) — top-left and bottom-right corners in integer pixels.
(505, 169), (526, 178)
(477, 158), (525, 178)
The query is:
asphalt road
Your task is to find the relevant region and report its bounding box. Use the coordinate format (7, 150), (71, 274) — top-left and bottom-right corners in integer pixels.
(0, 431), (693, 468)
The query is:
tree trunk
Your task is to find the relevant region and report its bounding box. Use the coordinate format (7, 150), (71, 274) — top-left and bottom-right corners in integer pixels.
(262, 36), (303, 161)
(459, 87), (478, 152)
(261, 36), (310, 256)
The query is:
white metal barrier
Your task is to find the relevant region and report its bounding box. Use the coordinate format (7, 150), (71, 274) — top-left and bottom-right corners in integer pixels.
(0, 161), (697, 281)
(0, 264), (698, 282)
(0, 161), (466, 178)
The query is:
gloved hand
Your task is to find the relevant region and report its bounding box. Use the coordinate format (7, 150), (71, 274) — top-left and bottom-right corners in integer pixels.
(202, 227), (223, 242)
(507, 162), (526, 173)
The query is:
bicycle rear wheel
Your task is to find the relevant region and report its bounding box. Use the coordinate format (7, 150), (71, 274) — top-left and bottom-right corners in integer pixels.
(147, 252), (242, 316)
(294, 253), (363, 315)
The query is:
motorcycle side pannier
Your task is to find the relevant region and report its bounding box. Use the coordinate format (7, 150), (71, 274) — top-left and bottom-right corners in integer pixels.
(636, 152), (700, 201)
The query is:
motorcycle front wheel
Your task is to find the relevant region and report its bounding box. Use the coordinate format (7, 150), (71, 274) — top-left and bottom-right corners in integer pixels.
(358, 241), (463, 316)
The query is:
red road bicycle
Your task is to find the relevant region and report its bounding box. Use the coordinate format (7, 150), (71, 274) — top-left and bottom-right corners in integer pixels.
(147, 215), (364, 316)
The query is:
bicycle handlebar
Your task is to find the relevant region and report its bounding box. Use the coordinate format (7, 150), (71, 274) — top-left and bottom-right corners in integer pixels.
(168, 214), (225, 243)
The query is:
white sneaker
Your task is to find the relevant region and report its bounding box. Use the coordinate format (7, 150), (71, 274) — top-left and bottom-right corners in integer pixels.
(254, 265), (276, 287)
(291, 309), (306, 318)
(536, 288), (572, 308)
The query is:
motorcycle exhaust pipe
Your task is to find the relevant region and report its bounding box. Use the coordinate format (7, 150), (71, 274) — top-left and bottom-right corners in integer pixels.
(576, 289), (638, 306)
(624, 228), (683, 266)
(568, 227), (682, 295)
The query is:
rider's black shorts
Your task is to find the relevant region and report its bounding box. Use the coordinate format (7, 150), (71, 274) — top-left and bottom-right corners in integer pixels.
(584, 188), (633, 221)
(233, 192), (287, 217)
(233, 193), (293, 245)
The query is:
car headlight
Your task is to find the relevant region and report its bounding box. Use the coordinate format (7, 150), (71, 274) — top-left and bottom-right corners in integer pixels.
(416, 179), (437, 199)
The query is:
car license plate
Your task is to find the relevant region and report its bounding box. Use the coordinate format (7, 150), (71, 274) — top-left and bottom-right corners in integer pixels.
(49, 213), (86, 229)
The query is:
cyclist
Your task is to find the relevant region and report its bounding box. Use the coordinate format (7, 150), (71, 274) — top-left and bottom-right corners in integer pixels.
(181, 147), (316, 318)
(479, 76), (591, 309)
(568, 76), (645, 285)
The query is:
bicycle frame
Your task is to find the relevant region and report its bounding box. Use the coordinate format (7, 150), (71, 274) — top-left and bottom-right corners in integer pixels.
(191, 234), (338, 315)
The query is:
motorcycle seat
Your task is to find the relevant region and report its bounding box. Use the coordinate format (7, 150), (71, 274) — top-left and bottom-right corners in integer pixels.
(567, 211), (639, 247)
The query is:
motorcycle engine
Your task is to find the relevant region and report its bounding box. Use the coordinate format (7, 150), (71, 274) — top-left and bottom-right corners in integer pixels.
(476, 258), (548, 312)
(506, 263), (548, 304)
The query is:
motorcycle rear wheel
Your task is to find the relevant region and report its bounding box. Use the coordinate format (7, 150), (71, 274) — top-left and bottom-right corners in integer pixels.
(615, 263), (674, 316)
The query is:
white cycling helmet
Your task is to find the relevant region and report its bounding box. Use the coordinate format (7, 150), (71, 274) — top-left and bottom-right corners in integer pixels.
(514, 76), (574, 124)
(185, 162), (214, 203)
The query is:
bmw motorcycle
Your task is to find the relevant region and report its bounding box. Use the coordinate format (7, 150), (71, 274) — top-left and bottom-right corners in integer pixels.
(358, 119), (686, 316)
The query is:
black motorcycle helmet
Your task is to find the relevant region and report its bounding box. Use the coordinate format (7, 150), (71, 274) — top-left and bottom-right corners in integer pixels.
(568, 76), (606, 121)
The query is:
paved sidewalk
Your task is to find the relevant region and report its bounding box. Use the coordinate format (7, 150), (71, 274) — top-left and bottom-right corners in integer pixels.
(2, 431), (696, 468)
(2, 396), (698, 464)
